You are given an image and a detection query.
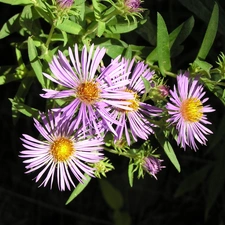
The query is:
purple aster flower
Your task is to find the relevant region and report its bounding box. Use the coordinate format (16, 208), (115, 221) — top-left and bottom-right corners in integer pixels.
(41, 44), (133, 136)
(20, 111), (104, 191)
(166, 72), (215, 150)
(143, 156), (164, 180)
(56, 0), (74, 8)
(109, 58), (162, 145)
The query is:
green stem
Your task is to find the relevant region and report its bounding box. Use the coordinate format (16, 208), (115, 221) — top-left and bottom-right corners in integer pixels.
(45, 24), (55, 49)
(164, 71), (177, 78)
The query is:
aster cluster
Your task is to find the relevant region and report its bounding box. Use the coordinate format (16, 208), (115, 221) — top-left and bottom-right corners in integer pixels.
(20, 44), (215, 192)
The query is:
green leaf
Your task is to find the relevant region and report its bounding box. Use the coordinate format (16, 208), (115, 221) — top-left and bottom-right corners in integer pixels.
(0, 0), (31, 5)
(156, 13), (171, 76)
(12, 77), (34, 124)
(34, 6), (53, 24)
(107, 21), (139, 34)
(141, 76), (151, 102)
(156, 131), (180, 172)
(0, 66), (23, 84)
(28, 36), (45, 87)
(9, 98), (39, 118)
(107, 45), (125, 58)
(66, 174), (91, 205)
(163, 140), (180, 172)
(99, 179), (123, 210)
(174, 165), (211, 197)
(128, 162), (134, 187)
(92, 0), (107, 20)
(196, 3), (219, 60)
(194, 58), (213, 76)
(147, 16), (194, 64)
(0, 13), (20, 39)
(56, 19), (84, 35)
(97, 21), (106, 37)
(170, 16), (194, 57)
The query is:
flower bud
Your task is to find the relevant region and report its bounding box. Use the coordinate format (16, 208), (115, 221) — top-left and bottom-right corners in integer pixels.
(143, 156), (164, 179)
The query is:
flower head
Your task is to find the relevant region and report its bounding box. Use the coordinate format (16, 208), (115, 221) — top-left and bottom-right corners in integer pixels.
(143, 156), (164, 180)
(109, 58), (162, 145)
(166, 72), (215, 150)
(20, 111), (104, 191)
(41, 44), (133, 136)
(124, 0), (142, 12)
(56, 0), (74, 9)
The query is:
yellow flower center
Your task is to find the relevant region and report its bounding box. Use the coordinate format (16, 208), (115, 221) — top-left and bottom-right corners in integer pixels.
(76, 81), (100, 105)
(180, 98), (203, 122)
(118, 89), (140, 113)
(50, 137), (74, 162)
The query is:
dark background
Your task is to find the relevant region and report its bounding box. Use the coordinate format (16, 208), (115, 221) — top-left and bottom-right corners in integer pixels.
(1, 1), (225, 225)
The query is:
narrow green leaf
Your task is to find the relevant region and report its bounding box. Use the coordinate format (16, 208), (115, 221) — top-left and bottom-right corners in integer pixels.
(147, 16), (194, 64)
(196, 3), (219, 60)
(156, 131), (180, 172)
(163, 140), (180, 172)
(128, 162), (134, 187)
(34, 6), (53, 24)
(99, 179), (123, 210)
(0, 0), (31, 5)
(28, 36), (45, 87)
(0, 13), (20, 39)
(0, 66), (23, 84)
(157, 13), (171, 76)
(12, 77), (34, 125)
(56, 20), (84, 35)
(170, 16), (194, 56)
(9, 98), (39, 118)
(141, 76), (151, 101)
(66, 174), (91, 205)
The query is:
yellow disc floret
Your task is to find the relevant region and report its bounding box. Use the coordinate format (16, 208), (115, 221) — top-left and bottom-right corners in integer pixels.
(50, 137), (74, 162)
(76, 81), (100, 105)
(180, 98), (203, 122)
(118, 89), (140, 113)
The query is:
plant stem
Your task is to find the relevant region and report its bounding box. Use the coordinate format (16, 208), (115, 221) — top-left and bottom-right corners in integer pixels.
(45, 25), (55, 49)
